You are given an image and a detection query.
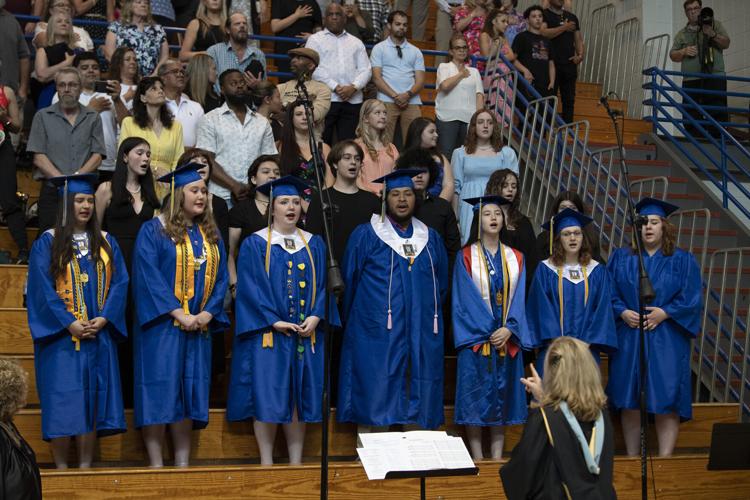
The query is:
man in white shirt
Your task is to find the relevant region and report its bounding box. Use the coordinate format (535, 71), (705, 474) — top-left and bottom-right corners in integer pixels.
(306, 2), (372, 144)
(158, 59), (205, 148)
(196, 69), (277, 207)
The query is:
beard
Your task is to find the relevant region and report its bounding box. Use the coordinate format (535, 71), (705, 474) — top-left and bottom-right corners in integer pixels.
(225, 92), (246, 107)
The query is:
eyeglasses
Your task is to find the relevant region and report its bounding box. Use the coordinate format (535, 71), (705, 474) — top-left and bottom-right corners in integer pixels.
(164, 69), (185, 76)
(451, 45), (469, 51)
(395, 45), (403, 58)
(560, 230), (583, 238)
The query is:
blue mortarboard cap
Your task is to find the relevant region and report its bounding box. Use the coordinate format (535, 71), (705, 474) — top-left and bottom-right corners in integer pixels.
(50, 174), (98, 195)
(157, 162), (204, 188)
(373, 168), (426, 192)
(255, 175), (310, 199)
(542, 207), (593, 234)
(635, 197), (679, 218)
(464, 195), (511, 211)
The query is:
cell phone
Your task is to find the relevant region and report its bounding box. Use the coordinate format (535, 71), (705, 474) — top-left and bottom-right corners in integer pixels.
(94, 80), (110, 93)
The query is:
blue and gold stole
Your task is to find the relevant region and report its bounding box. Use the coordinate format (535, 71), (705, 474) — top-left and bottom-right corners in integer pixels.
(174, 225), (220, 331)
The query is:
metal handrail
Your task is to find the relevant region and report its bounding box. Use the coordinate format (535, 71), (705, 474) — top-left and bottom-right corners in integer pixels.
(581, 4), (615, 83)
(603, 18), (641, 118)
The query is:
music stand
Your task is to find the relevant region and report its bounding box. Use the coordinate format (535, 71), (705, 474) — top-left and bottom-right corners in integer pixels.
(384, 467), (479, 500)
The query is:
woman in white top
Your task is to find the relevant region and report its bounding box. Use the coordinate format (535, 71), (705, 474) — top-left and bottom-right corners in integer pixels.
(32, 0), (94, 51)
(435, 34), (485, 159)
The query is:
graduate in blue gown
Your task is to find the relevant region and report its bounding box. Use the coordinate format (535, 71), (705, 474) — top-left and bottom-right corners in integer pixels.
(131, 163), (229, 467)
(606, 198), (702, 457)
(27, 174), (128, 469)
(338, 169), (449, 430)
(227, 176), (339, 465)
(452, 195), (531, 460)
(527, 209), (618, 374)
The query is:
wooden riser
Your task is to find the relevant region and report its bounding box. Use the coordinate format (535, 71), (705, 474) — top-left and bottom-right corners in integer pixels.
(0, 308), (32, 354)
(15, 403), (737, 465)
(39, 456), (750, 499)
(0, 228), (38, 254)
(0, 265), (27, 307)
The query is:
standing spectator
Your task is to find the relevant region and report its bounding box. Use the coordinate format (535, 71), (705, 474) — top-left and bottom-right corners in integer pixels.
(435, 34), (484, 158)
(270, 0), (323, 81)
(108, 47), (140, 110)
(32, 13), (81, 108)
(354, 99), (399, 194)
(512, 5), (555, 102)
(496, 0), (526, 45)
(158, 59), (205, 148)
(119, 77), (185, 189)
(276, 48), (331, 138)
(249, 80), (284, 140)
(358, 0), (390, 44)
(206, 12), (267, 93)
(103, 0), (170, 77)
(149, 0), (176, 26)
(480, 9), (521, 128)
(0, 0), (30, 107)
(435, 0), (462, 61)
(186, 53), (223, 112)
(32, 0), (94, 51)
(306, 3), (372, 144)
(196, 69), (277, 207)
(27, 68), (105, 233)
(230, 0), (270, 38)
(370, 10), (425, 146)
(179, 0), (227, 61)
(452, 109), (517, 244)
(541, 0), (584, 124)
(73, 0), (114, 42)
(343, 1), (374, 42)
(669, 0), (731, 137)
(404, 117), (455, 202)
(394, 0), (427, 41)
(453, 0), (491, 71)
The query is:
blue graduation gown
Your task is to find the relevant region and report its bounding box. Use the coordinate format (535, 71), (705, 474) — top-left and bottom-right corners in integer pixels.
(27, 231), (128, 441)
(131, 218), (229, 429)
(337, 216), (449, 429)
(605, 248), (702, 420)
(452, 243), (531, 426)
(227, 228), (339, 423)
(527, 259), (618, 374)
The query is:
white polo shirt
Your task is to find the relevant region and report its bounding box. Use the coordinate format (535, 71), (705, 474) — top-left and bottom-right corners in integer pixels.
(166, 93), (205, 148)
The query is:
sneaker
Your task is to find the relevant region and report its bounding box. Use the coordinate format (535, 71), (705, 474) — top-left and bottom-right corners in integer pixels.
(15, 249), (29, 265)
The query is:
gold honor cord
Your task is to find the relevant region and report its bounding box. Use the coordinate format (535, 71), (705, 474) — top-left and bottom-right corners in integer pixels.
(477, 242), (511, 358)
(556, 265), (589, 333)
(174, 226), (218, 330)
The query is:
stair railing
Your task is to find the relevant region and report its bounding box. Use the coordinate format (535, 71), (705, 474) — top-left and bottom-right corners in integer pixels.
(581, 4), (616, 84)
(603, 17), (641, 118)
(609, 176), (669, 250)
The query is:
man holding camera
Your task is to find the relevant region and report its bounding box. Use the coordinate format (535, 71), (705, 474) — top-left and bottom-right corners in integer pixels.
(670, 0), (730, 137)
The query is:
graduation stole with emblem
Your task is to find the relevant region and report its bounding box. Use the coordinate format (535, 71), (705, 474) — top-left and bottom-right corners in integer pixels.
(174, 225), (220, 331)
(55, 246), (112, 351)
(556, 263), (589, 333)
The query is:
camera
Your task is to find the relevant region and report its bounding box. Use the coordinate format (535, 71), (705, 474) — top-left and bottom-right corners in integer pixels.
(700, 7), (714, 26)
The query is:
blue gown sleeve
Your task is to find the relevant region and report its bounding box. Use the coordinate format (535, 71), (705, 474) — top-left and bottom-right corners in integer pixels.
(234, 235), (283, 338)
(99, 234), (130, 340)
(200, 238), (230, 329)
(340, 224), (369, 323)
(526, 265), (560, 348)
(132, 221), (181, 328)
(451, 252), (497, 350)
(309, 236), (341, 327)
(506, 263), (531, 348)
(661, 250), (702, 338)
(26, 233), (76, 343)
(582, 264), (618, 352)
(607, 249), (629, 319)
(434, 231), (449, 303)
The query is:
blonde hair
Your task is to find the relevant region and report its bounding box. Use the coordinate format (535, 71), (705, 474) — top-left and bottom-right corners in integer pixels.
(46, 12), (76, 47)
(186, 54), (215, 108)
(162, 184), (220, 245)
(0, 358), (28, 422)
(120, 0), (155, 26)
(541, 337), (607, 422)
(196, 0), (227, 38)
(355, 99), (395, 163)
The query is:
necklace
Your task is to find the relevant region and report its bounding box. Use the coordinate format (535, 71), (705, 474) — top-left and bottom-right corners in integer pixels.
(126, 184), (142, 194)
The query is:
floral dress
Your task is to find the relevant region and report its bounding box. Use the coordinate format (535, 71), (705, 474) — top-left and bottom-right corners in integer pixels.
(504, 8), (527, 46)
(484, 39), (514, 128)
(453, 7), (486, 72)
(107, 21), (166, 76)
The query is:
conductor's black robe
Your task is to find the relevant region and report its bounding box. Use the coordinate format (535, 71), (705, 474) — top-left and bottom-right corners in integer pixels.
(0, 422), (42, 500)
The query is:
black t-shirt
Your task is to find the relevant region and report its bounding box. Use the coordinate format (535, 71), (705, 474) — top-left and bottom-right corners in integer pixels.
(271, 0), (323, 49)
(305, 187), (381, 263)
(512, 31), (553, 89)
(228, 197), (268, 247)
(543, 8), (580, 65)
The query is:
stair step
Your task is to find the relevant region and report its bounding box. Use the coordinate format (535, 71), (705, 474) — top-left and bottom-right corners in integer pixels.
(576, 81), (604, 98)
(0, 228), (38, 254)
(0, 308), (31, 354)
(0, 265), (27, 307)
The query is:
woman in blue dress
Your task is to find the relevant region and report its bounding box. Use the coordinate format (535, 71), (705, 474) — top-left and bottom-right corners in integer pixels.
(451, 109), (518, 244)
(27, 174), (129, 469)
(131, 163), (229, 467)
(527, 208), (618, 374)
(452, 195), (530, 460)
(606, 198), (702, 457)
(227, 176), (339, 465)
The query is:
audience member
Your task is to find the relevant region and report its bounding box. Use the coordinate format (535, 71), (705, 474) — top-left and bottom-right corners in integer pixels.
(179, 0), (227, 61)
(354, 99), (398, 194)
(0, 358), (42, 499)
(185, 53), (223, 112)
(371, 10), (425, 146)
(32, 0), (93, 51)
(231, 0), (270, 38)
(32, 12), (81, 108)
(434, 0), (460, 61)
(158, 59), (205, 147)
(0, 1), (30, 104)
(108, 46), (140, 109)
(496, 0), (526, 45)
(149, 0), (176, 27)
(452, 109), (517, 244)
(74, 0), (112, 41)
(343, 1), (374, 42)
(0, 73), (27, 263)
(195, 69), (277, 206)
(512, 5), (554, 102)
(306, 3), (372, 144)
(27, 68), (105, 232)
(453, 0), (491, 71)
(250, 80), (284, 140)
(270, 0), (322, 80)
(357, 0), (390, 44)
(206, 12), (267, 93)
(535, 190), (603, 264)
(394, 0), (427, 41)
(403, 117), (455, 201)
(276, 47), (331, 138)
(104, 0), (170, 77)
(435, 34), (484, 158)
(481, 9), (522, 128)
(541, 0), (584, 123)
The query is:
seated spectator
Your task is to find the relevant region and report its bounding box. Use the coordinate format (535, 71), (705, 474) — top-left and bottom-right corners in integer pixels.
(276, 47), (331, 138)
(74, 0), (113, 42)
(453, 0), (492, 71)
(512, 5), (555, 102)
(32, 0), (93, 51)
(27, 68), (105, 232)
(343, 1), (374, 42)
(32, 12), (83, 108)
(270, 0), (322, 81)
(206, 12), (266, 93)
(278, 99), (332, 209)
(103, 0), (169, 77)
(108, 46), (140, 109)
(354, 99), (398, 194)
(435, 34), (485, 158)
(119, 76), (184, 195)
(178, 0), (227, 62)
(404, 117), (454, 202)
(158, 59), (205, 147)
(249, 80), (284, 141)
(186, 53), (223, 113)
(357, 0), (390, 44)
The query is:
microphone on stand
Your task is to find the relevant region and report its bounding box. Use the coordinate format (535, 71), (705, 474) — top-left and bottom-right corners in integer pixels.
(599, 92), (623, 117)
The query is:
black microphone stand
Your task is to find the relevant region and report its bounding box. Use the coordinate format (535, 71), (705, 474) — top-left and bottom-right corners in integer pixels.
(295, 78), (345, 500)
(601, 93), (655, 500)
